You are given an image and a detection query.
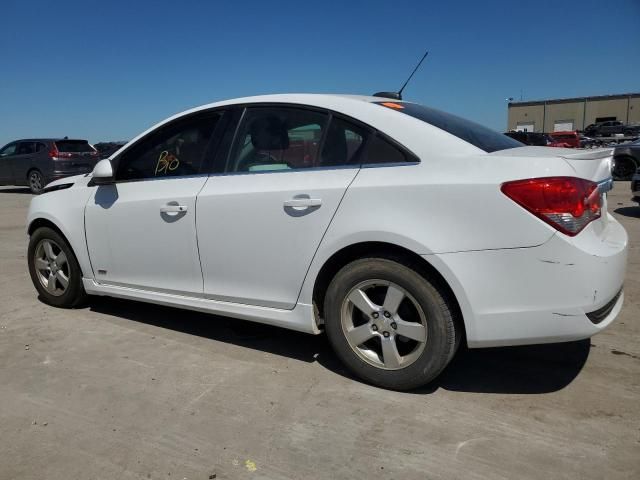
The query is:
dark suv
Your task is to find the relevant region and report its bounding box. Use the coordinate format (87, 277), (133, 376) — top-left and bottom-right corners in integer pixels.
(0, 138), (98, 193)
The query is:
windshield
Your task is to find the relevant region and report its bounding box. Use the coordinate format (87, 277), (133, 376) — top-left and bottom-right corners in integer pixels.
(376, 102), (523, 153)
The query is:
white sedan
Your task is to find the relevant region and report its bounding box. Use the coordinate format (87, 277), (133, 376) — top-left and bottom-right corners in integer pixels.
(26, 94), (628, 390)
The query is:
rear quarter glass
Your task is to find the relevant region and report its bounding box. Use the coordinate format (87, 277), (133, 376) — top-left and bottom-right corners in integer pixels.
(375, 101), (523, 153)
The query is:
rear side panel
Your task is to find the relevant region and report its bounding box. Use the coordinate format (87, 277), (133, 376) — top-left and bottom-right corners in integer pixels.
(437, 215), (627, 346)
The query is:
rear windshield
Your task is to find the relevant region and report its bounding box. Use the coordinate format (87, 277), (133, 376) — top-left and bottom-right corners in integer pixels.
(377, 102), (523, 153)
(55, 140), (95, 153)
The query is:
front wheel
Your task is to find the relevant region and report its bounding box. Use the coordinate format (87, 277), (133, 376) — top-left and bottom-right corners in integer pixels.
(28, 227), (87, 308)
(324, 258), (460, 390)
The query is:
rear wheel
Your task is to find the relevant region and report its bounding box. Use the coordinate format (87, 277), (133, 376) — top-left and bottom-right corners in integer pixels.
(613, 155), (638, 181)
(28, 169), (44, 194)
(324, 258), (460, 390)
(28, 227), (87, 308)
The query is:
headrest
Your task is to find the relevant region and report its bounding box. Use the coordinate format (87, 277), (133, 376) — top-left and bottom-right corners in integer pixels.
(249, 115), (289, 150)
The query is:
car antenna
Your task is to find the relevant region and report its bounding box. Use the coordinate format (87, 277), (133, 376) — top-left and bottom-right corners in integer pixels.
(373, 50), (429, 101)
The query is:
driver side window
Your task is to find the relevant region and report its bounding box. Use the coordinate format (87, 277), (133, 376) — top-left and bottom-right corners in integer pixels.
(115, 112), (222, 181)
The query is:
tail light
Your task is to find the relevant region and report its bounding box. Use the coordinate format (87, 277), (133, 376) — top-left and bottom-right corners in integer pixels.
(48, 146), (72, 159)
(501, 177), (601, 236)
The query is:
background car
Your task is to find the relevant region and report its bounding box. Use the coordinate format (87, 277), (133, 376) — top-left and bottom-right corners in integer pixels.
(504, 131), (551, 146)
(0, 138), (99, 193)
(26, 94), (627, 391)
(93, 141), (127, 159)
(548, 131), (580, 148)
(584, 121), (639, 137)
(612, 138), (640, 180)
(632, 167), (640, 206)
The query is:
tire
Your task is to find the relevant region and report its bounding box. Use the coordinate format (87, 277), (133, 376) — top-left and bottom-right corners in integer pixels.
(27, 169), (44, 194)
(324, 257), (460, 391)
(612, 155), (638, 181)
(28, 227), (87, 308)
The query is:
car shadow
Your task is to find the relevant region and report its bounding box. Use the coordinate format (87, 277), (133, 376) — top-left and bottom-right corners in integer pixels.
(87, 297), (590, 395)
(0, 187), (32, 194)
(614, 206), (640, 218)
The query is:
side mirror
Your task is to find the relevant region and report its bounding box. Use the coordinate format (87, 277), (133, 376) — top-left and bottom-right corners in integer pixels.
(92, 159), (114, 185)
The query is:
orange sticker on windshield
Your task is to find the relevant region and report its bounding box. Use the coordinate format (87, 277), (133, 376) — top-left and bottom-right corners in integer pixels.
(380, 102), (404, 109)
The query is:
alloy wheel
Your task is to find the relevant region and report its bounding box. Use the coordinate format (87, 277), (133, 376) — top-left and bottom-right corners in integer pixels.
(33, 239), (70, 297)
(29, 171), (43, 192)
(340, 280), (428, 370)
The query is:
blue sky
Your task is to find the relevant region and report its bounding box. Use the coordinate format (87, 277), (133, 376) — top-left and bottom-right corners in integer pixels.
(1, 0), (639, 146)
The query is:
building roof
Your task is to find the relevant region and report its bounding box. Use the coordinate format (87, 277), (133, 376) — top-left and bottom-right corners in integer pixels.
(509, 92), (640, 107)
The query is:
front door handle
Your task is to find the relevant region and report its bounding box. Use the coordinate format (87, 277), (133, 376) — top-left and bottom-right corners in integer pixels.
(160, 204), (188, 213)
(283, 198), (322, 208)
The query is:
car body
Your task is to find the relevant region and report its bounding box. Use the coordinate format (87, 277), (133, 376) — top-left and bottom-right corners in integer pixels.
(548, 131), (580, 148)
(26, 94), (628, 390)
(504, 131), (551, 146)
(613, 138), (640, 180)
(0, 138), (98, 193)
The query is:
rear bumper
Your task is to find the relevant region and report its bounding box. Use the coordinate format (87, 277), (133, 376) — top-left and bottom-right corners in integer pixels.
(432, 214), (628, 347)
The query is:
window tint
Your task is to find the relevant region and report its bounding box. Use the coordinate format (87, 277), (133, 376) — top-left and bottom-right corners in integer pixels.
(229, 107), (328, 172)
(35, 142), (46, 153)
(377, 102), (523, 153)
(0, 143), (17, 156)
(320, 117), (369, 166)
(17, 142), (36, 155)
(116, 112), (222, 181)
(55, 140), (95, 153)
(364, 134), (412, 164)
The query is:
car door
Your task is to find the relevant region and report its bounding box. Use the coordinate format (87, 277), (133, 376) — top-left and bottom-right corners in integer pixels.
(197, 106), (371, 309)
(0, 142), (18, 184)
(84, 109), (227, 295)
(12, 141), (37, 185)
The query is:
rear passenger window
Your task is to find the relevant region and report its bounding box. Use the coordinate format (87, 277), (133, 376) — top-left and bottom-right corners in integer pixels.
(229, 107), (328, 172)
(17, 142), (36, 155)
(363, 134), (413, 164)
(35, 143), (46, 153)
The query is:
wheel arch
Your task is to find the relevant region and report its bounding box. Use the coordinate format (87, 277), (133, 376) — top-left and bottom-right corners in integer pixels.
(311, 241), (468, 344)
(28, 217), (85, 276)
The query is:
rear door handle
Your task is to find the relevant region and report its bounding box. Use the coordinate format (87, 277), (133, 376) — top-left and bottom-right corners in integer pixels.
(283, 198), (322, 208)
(160, 204), (188, 213)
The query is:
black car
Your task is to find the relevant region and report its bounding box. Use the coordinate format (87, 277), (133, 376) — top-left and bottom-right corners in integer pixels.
(584, 121), (640, 138)
(93, 141), (127, 159)
(0, 138), (98, 193)
(613, 138), (640, 180)
(504, 131), (550, 146)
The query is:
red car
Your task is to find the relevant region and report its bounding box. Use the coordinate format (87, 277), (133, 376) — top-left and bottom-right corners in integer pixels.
(548, 131), (580, 148)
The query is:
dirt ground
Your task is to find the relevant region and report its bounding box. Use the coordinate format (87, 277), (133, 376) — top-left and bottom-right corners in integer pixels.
(0, 182), (638, 480)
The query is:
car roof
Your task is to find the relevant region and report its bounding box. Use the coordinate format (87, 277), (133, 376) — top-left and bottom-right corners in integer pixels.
(176, 93), (389, 116)
(10, 138), (87, 143)
(118, 93), (489, 159)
